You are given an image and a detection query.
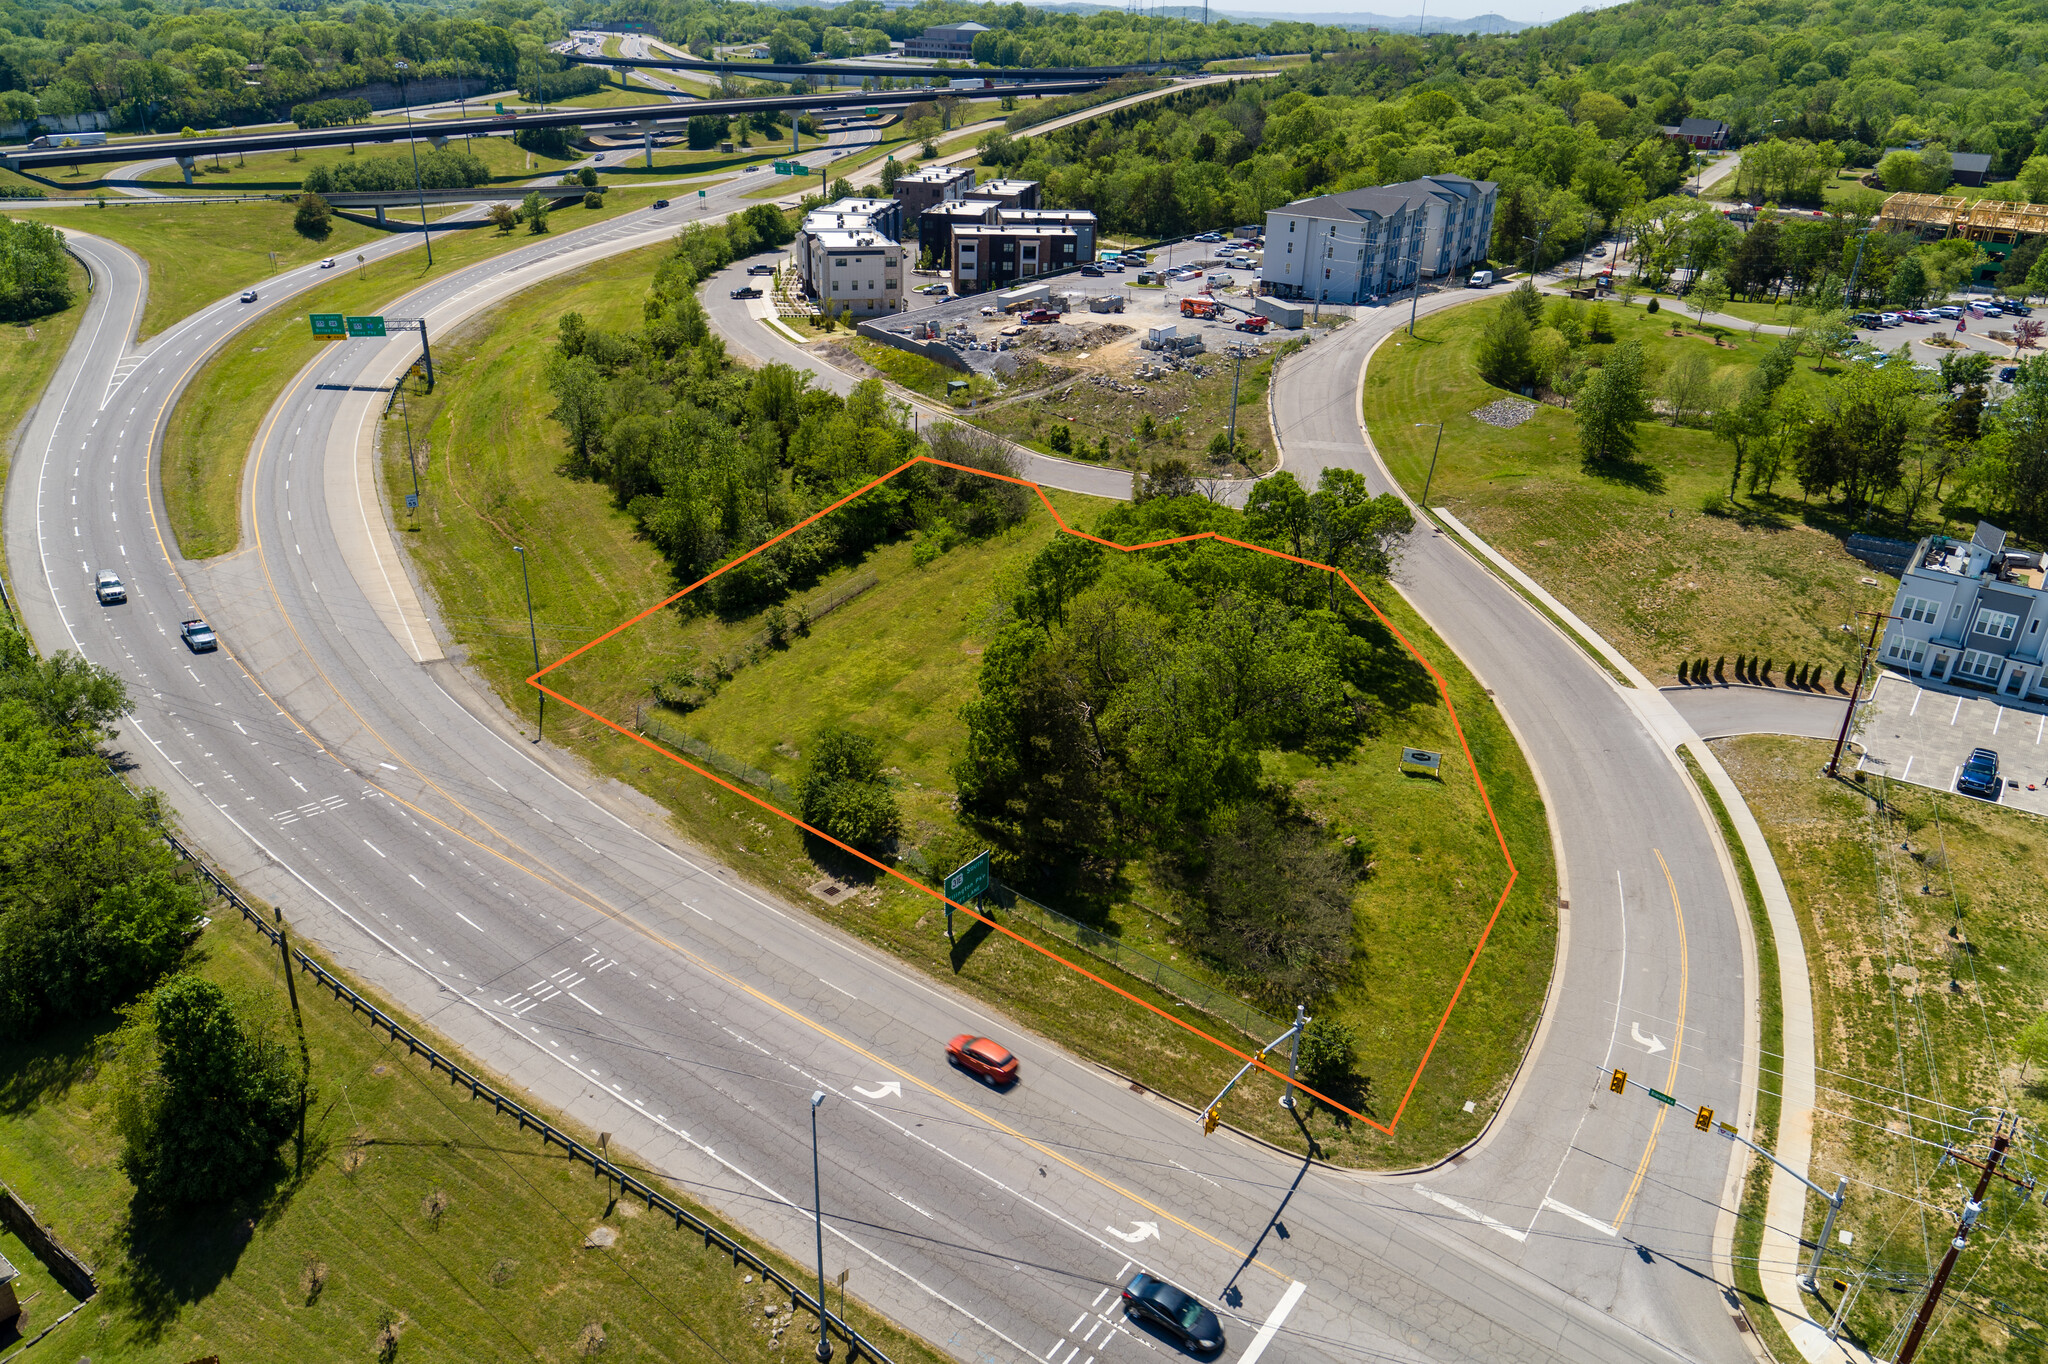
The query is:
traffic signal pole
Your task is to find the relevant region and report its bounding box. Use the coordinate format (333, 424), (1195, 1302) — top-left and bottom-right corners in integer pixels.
(1897, 1117), (2028, 1364)
(1201, 1010), (1308, 1133)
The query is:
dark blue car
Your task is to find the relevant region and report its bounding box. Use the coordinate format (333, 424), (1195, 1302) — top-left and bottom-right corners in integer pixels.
(1121, 1273), (1225, 1354)
(1957, 748), (2001, 800)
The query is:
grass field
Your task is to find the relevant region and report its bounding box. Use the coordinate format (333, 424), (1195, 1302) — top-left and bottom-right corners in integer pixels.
(159, 197), (660, 561)
(0, 253), (90, 594)
(134, 133), (581, 195)
(1715, 737), (2047, 1364)
(1364, 296), (1899, 681)
(29, 200), (390, 340)
(377, 249), (1559, 1168)
(0, 878), (947, 1364)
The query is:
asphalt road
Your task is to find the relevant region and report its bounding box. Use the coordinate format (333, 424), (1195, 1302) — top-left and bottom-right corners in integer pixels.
(12, 147), (1753, 1364)
(1665, 685), (1851, 742)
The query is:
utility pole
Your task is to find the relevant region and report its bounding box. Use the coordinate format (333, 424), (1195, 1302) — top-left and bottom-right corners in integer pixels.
(514, 545), (544, 742)
(1225, 347), (1243, 454)
(1277, 1004), (1308, 1109)
(810, 1091), (834, 1363)
(393, 60), (433, 268)
(1827, 609), (1898, 778)
(273, 903), (311, 1176)
(1897, 1116), (2030, 1364)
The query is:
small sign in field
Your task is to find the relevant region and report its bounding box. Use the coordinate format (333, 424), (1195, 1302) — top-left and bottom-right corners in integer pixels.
(1399, 747), (1443, 775)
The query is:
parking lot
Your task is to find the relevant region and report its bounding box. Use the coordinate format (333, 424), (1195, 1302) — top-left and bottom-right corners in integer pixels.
(1854, 670), (2048, 815)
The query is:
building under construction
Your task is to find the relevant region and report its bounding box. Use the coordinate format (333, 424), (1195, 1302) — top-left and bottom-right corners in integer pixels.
(1879, 192), (2048, 281)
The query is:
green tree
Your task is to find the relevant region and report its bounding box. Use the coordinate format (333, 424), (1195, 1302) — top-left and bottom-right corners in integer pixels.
(292, 190), (331, 239)
(488, 202), (518, 234)
(114, 974), (303, 1206)
(1576, 339), (1653, 466)
(0, 216), (74, 321)
(1688, 270), (1731, 330)
(523, 190), (550, 235)
(797, 727), (899, 849)
(1474, 301), (1538, 392)
(1181, 802), (1357, 1007)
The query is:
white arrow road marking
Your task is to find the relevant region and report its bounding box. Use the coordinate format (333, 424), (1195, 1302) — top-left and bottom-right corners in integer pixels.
(1104, 1221), (1159, 1244)
(1630, 1021), (1667, 1054)
(853, 1081), (902, 1099)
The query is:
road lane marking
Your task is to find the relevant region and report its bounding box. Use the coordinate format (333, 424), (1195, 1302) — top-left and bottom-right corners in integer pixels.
(1414, 1185), (1526, 1242)
(1236, 1279), (1307, 1364)
(1541, 1196), (1618, 1237)
(363, 839), (386, 857)
(1612, 848), (1689, 1232)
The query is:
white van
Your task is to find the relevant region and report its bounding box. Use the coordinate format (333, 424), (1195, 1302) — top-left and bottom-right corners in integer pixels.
(1469, 270), (1494, 288)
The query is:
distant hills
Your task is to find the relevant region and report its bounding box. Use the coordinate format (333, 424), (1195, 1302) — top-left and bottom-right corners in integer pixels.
(858, 0), (1532, 30)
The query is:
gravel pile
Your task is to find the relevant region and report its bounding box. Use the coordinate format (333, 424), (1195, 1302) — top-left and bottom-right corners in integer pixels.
(1471, 397), (1539, 429)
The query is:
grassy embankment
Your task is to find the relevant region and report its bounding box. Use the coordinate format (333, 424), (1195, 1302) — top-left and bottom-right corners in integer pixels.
(136, 134), (580, 195)
(13, 199), (385, 341)
(159, 199), (662, 561)
(0, 879), (948, 1364)
(378, 248), (1558, 1169)
(0, 253), (91, 590)
(1365, 296), (1900, 681)
(1715, 737), (2047, 1364)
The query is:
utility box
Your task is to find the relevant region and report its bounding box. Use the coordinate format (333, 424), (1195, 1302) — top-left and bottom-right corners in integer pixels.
(720, 140), (735, 153)
(1146, 323), (1178, 348)
(1254, 297), (1305, 329)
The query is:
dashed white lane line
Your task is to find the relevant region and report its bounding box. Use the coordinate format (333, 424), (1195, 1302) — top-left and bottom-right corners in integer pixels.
(1415, 1185), (1527, 1242)
(1236, 1279), (1308, 1364)
(363, 838), (386, 857)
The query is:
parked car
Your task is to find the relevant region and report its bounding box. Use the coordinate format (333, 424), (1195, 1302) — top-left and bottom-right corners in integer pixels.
(1194, 231), (1223, 242)
(1022, 308), (1058, 324)
(1934, 305), (1964, 319)
(2006, 301), (2033, 316)
(1469, 270), (1494, 288)
(94, 570), (126, 605)
(239, 289), (259, 303)
(180, 619), (217, 652)
(1878, 312), (1903, 326)
(653, 199), (670, 209)
(1121, 1274), (1224, 1354)
(1999, 365), (2020, 382)
(1080, 265), (1104, 277)
(926, 283), (948, 296)
(729, 286), (763, 299)
(1957, 747), (2001, 800)
(946, 1034), (1018, 1084)
(748, 263), (776, 275)
(1590, 245), (1608, 257)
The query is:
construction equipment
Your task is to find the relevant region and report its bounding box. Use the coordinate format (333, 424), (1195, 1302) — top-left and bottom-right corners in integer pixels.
(1233, 315), (1270, 333)
(1180, 297), (1219, 319)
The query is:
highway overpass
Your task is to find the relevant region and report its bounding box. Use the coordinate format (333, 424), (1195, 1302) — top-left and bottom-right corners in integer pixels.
(564, 52), (1177, 82)
(2, 78), (1115, 174)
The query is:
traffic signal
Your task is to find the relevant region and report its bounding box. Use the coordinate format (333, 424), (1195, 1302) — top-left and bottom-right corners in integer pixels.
(1695, 1105), (1715, 1132)
(1609, 1069), (1627, 1094)
(1203, 1106), (1221, 1135)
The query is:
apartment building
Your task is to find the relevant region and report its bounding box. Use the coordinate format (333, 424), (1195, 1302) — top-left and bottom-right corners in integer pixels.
(951, 223), (1079, 293)
(1260, 174), (1496, 304)
(892, 164), (976, 219)
(1881, 522), (2048, 699)
(963, 178), (1042, 210)
(794, 198), (905, 316)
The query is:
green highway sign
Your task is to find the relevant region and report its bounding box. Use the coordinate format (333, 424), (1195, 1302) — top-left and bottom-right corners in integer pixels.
(865, 106), (880, 117)
(1648, 1088), (1676, 1106)
(309, 313), (346, 337)
(944, 849), (990, 905)
(345, 315), (387, 338)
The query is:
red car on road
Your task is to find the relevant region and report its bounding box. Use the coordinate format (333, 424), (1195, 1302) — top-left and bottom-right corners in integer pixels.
(947, 1035), (1019, 1084)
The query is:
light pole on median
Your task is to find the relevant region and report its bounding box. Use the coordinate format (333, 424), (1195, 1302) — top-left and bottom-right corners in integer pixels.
(810, 1090), (833, 1364)
(514, 545), (544, 742)
(394, 61), (433, 268)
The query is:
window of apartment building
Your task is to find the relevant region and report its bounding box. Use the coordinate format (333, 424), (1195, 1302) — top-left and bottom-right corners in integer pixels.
(832, 281), (840, 291)
(1885, 635), (1928, 666)
(1324, 268), (1331, 279)
(1900, 595), (1939, 624)
(885, 277), (897, 288)
(1958, 649), (2003, 681)
(1289, 220), (1296, 232)
(1974, 607), (2019, 640)
(834, 258), (848, 267)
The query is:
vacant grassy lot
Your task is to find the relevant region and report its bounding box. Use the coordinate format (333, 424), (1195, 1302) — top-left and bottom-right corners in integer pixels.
(136, 133), (580, 194)
(161, 199), (655, 561)
(13, 200), (387, 341)
(1715, 737), (2047, 1364)
(0, 881), (947, 1364)
(1365, 298), (1899, 681)
(380, 252), (1557, 1168)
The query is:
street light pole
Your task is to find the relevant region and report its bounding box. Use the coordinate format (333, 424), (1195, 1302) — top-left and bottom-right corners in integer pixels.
(394, 60), (433, 268)
(1827, 609), (1897, 778)
(1419, 419), (1445, 507)
(810, 1091), (833, 1364)
(1277, 1004), (1309, 1109)
(514, 545), (544, 742)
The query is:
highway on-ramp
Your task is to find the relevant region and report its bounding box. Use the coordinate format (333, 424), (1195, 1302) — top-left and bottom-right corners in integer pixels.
(12, 163), (1757, 1364)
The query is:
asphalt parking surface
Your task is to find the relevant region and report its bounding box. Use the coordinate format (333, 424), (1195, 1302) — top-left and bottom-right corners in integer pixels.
(1855, 669), (2048, 812)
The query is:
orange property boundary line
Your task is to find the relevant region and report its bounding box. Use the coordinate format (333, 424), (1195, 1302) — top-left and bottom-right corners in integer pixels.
(532, 455), (1520, 1137)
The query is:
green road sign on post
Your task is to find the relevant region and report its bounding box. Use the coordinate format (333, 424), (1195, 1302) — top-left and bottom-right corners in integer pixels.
(345, 315), (387, 338)
(1648, 1088), (1677, 1106)
(866, 106), (880, 117)
(942, 850), (991, 943)
(309, 313), (346, 337)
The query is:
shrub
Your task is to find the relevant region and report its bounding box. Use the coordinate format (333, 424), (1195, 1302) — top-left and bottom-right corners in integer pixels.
(797, 727), (899, 849)
(583, 191), (603, 209)
(1646, 297), (1660, 314)
(293, 190), (331, 239)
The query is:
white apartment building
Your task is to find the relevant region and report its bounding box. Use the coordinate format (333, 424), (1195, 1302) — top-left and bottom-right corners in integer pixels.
(1881, 522), (2048, 698)
(1261, 174), (1497, 305)
(795, 198), (905, 316)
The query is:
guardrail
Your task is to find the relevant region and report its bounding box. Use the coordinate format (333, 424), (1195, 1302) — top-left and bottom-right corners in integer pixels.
(157, 825), (894, 1364)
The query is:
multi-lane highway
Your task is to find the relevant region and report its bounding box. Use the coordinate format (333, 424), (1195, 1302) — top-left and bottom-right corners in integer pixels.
(9, 123), (1774, 1364)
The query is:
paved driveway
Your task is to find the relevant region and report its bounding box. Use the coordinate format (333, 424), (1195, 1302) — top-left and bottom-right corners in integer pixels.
(1663, 684), (1849, 741)
(1855, 670), (2048, 813)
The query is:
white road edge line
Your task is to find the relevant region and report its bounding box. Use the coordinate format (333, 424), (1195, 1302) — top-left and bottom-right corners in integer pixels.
(1235, 1279), (1307, 1364)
